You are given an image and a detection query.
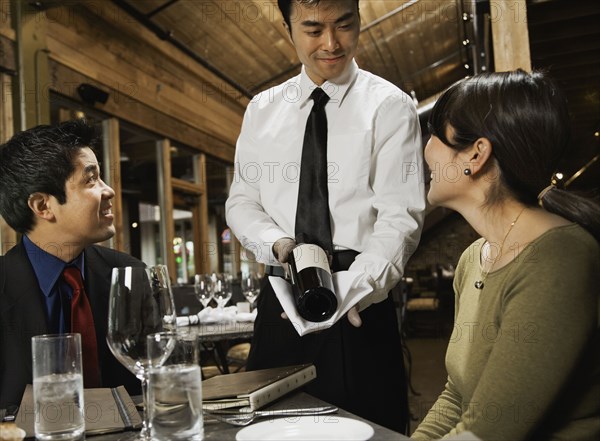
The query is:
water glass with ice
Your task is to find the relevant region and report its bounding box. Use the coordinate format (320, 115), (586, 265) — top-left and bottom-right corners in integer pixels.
(148, 365), (203, 441)
(147, 332), (203, 441)
(147, 330), (200, 368)
(31, 333), (85, 441)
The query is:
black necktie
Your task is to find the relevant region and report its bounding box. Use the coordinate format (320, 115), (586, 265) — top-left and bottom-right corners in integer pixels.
(295, 88), (333, 254)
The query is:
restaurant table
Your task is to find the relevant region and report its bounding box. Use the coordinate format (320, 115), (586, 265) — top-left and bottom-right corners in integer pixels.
(5, 391), (410, 440)
(182, 320), (254, 343)
(180, 320), (254, 374)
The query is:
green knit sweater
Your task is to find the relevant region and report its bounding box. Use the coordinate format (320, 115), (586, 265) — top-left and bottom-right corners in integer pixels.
(412, 224), (600, 441)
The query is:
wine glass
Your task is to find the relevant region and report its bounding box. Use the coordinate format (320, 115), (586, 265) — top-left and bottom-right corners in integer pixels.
(194, 273), (214, 309)
(107, 265), (177, 440)
(212, 273), (232, 311)
(241, 272), (261, 311)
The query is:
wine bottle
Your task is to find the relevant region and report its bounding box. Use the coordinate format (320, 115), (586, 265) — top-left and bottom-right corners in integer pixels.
(288, 243), (338, 322)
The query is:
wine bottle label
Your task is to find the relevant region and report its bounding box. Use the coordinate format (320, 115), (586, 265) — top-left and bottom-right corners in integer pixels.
(292, 244), (332, 274)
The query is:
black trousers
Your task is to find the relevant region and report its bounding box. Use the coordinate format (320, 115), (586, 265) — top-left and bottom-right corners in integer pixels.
(247, 252), (409, 434)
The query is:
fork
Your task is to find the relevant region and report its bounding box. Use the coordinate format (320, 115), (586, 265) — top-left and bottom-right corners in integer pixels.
(205, 405), (338, 426)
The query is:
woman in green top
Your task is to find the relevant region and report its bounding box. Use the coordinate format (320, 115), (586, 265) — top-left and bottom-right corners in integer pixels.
(412, 69), (600, 441)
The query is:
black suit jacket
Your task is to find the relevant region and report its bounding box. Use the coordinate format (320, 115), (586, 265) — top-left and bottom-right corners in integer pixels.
(0, 242), (144, 407)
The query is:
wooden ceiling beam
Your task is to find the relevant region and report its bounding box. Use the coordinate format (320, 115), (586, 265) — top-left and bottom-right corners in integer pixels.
(112, 0), (253, 99)
(490, 0), (531, 71)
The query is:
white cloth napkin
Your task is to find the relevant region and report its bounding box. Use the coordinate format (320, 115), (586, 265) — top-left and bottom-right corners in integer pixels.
(176, 306), (257, 327)
(269, 270), (373, 336)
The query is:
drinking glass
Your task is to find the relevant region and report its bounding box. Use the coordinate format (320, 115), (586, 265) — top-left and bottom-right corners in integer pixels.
(32, 333), (84, 441)
(147, 331), (203, 441)
(148, 364), (203, 441)
(194, 273), (214, 309)
(107, 265), (177, 440)
(147, 331), (199, 367)
(212, 273), (232, 310)
(241, 272), (261, 312)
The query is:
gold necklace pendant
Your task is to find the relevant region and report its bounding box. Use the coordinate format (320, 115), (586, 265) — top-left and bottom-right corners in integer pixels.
(474, 207), (526, 291)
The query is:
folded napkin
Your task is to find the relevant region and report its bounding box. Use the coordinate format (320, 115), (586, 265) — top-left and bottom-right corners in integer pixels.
(17, 385), (141, 438)
(176, 306), (257, 327)
(269, 271), (373, 336)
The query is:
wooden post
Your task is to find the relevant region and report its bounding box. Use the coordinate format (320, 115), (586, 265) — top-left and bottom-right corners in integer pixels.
(102, 118), (124, 252)
(195, 153), (211, 274)
(157, 139), (177, 280)
(224, 164), (241, 276)
(490, 0), (532, 72)
(0, 73), (17, 254)
(11, 0), (51, 130)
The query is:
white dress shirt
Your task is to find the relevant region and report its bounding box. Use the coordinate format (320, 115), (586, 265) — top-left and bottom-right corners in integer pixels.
(226, 60), (426, 309)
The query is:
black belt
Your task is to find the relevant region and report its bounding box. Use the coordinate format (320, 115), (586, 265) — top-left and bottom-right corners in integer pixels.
(265, 249), (359, 277)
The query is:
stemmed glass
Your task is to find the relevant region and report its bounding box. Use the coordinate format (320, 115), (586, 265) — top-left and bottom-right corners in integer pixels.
(194, 273), (214, 309)
(107, 265), (177, 440)
(241, 272), (261, 312)
(212, 273), (233, 311)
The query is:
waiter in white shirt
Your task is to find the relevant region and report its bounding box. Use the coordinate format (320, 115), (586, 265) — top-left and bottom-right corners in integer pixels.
(225, 0), (425, 433)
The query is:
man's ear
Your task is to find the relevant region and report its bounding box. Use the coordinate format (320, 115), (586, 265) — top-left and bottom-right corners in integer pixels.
(464, 137), (493, 176)
(27, 192), (56, 221)
(283, 20), (293, 43)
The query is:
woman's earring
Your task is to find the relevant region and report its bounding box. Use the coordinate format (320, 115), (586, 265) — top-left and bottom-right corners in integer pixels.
(463, 168), (472, 176)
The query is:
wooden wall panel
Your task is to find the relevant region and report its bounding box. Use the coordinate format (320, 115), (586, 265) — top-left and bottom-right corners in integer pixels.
(0, 4), (13, 40)
(43, 3), (245, 161)
(45, 13), (240, 143)
(49, 60), (235, 163)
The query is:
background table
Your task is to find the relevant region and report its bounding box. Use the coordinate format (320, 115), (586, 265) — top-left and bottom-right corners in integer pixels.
(180, 321), (254, 374)
(183, 321), (254, 343)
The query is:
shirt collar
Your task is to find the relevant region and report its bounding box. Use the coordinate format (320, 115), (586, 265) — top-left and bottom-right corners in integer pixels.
(23, 235), (86, 298)
(299, 59), (359, 109)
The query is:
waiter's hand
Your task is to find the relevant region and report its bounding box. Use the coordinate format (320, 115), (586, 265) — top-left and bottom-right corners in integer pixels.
(273, 237), (296, 275)
(347, 306), (362, 327)
(273, 237), (296, 263)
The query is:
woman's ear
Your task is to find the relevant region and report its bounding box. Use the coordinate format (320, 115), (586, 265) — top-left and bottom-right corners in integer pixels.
(464, 137), (493, 176)
(27, 192), (56, 221)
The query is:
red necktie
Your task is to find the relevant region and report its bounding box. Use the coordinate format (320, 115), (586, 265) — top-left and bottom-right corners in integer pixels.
(63, 266), (102, 388)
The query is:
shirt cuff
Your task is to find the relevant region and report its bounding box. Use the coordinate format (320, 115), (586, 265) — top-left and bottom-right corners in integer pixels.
(357, 286), (389, 312)
(349, 252), (403, 311)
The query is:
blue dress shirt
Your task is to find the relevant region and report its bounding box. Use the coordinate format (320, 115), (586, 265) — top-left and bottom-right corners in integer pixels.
(23, 235), (85, 333)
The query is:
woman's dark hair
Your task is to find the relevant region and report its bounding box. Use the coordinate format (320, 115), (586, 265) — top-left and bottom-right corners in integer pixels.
(428, 69), (600, 240)
(0, 118), (98, 234)
(278, 0), (360, 30)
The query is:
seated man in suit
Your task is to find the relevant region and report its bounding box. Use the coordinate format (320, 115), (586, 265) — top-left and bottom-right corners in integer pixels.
(0, 119), (142, 408)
